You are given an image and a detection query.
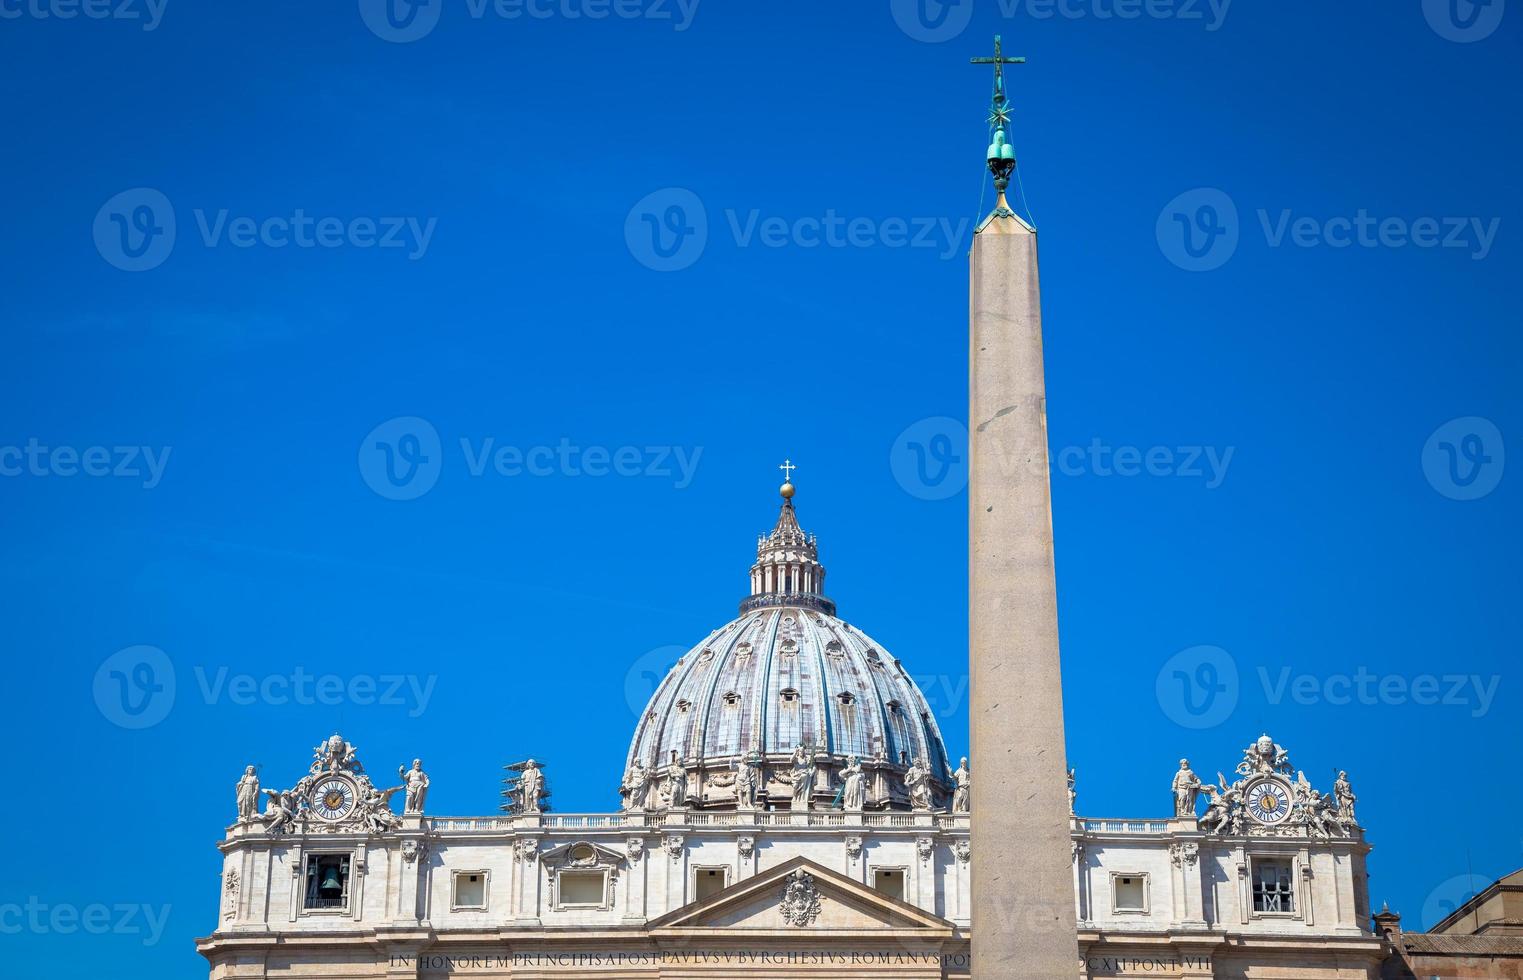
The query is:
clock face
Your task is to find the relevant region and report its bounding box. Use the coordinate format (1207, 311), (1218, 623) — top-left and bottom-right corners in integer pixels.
(1244, 778), (1292, 825)
(310, 777), (357, 822)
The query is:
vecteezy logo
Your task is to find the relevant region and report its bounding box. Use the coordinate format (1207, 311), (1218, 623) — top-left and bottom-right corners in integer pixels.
(1157, 188), (1240, 272)
(1422, 873), (1488, 929)
(93, 188), (176, 272)
(890, 416), (969, 500)
(623, 645), (688, 716)
(358, 416), (443, 500)
(625, 188), (708, 272)
(358, 0), (442, 42)
(93, 645), (177, 729)
(889, 0), (974, 42)
(1423, 416), (1505, 501)
(1156, 645), (1239, 729)
(1423, 0), (1506, 42)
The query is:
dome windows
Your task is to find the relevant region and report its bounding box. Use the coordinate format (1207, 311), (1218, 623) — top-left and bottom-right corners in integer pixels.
(626, 604), (953, 810)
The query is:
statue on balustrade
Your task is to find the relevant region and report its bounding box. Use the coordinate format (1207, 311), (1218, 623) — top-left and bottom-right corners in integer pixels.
(905, 756), (934, 811)
(952, 757), (971, 814)
(399, 759), (430, 814)
(662, 751), (688, 808)
(519, 760), (544, 814)
(788, 744), (815, 812)
(733, 751), (761, 808)
(623, 759), (651, 811)
(235, 766), (261, 823)
(1172, 759), (1201, 817)
(840, 756), (866, 811)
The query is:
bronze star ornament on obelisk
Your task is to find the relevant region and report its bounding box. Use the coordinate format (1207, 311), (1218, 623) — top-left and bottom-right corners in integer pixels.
(967, 37), (1080, 979)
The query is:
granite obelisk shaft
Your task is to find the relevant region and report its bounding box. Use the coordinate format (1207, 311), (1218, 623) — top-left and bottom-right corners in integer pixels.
(969, 215), (1079, 978)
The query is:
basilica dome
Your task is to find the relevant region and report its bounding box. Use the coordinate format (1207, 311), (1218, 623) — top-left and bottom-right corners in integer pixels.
(624, 481), (954, 811)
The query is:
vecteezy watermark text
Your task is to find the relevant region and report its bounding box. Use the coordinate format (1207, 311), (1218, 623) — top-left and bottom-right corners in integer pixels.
(92, 645), (438, 729)
(889, 417), (1235, 500)
(624, 188), (971, 271)
(1157, 648), (1504, 729)
(195, 666), (436, 718)
(725, 210), (970, 261)
(193, 210), (436, 259)
(1259, 210), (1500, 260)
(0, 899), (170, 946)
(0, 0), (167, 30)
(0, 439), (170, 489)
(1259, 666), (1500, 718)
(94, 188), (437, 272)
(459, 438), (701, 485)
(890, 0), (1231, 43)
(1157, 188), (1502, 271)
(358, 0), (700, 43)
(358, 417), (703, 500)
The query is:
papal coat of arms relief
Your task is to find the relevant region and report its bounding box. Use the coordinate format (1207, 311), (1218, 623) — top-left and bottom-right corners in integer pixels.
(779, 869), (822, 927)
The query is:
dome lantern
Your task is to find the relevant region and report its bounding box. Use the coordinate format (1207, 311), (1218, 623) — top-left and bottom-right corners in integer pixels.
(741, 462), (833, 616)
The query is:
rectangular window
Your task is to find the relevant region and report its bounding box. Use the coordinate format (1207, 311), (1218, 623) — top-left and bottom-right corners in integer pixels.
(453, 871), (487, 910)
(558, 871), (606, 907)
(1252, 859), (1295, 913)
(693, 867), (728, 902)
(872, 867), (905, 901)
(303, 854), (350, 912)
(1112, 874), (1147, 913)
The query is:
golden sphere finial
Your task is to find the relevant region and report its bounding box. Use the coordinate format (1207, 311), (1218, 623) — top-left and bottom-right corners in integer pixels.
(777, 458), (798, 501)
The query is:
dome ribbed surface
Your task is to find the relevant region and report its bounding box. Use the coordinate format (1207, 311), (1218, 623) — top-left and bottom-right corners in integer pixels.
(627, 606), (952, 786)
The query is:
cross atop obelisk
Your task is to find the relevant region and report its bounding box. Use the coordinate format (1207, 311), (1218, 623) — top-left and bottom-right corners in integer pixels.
(969, 34), (1026, 91)
(967, 35), (1079, 980)
(971, 35), (1030, 231)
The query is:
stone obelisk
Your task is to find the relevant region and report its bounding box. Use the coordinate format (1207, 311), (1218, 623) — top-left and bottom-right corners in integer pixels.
(968, 38), (1079, 979)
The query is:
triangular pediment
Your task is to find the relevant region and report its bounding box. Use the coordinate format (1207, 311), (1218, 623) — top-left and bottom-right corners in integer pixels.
(649, 856), (953, 937)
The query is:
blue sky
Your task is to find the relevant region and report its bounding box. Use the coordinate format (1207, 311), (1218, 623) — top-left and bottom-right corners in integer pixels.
(1, 0), (1519, 974)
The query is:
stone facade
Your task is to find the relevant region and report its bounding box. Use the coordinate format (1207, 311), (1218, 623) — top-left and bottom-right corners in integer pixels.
(199, 732), (1385, 979)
